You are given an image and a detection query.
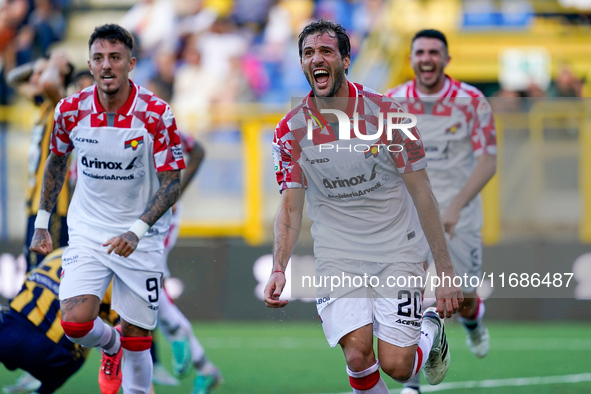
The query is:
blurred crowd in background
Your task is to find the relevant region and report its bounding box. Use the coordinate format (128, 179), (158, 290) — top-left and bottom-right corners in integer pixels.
(1, 0), (590, 127)
(0, 0), (384, 120)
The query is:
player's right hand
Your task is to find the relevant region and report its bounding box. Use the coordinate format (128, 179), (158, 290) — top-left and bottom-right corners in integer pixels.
(434, 276), (463, 319)
(264, 271), (289, 308)
(29, 228), (53, 255)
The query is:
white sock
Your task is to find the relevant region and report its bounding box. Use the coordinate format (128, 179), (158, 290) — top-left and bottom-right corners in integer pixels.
(66, 317), (119, 353)
(99, 322), (120, 356)
(122, 348), (152, 394)
(346, 361), (389, 393)
(158, 293), (186, 342)
(158, 290), (206, 363)
(196, 359), (217, 375)
(183, 318), (205, 364)
(400, 333), (431, 383)
(420, 318), (438, 350)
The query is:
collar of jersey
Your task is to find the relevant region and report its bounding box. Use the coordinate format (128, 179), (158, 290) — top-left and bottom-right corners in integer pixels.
(93, 80), (138, 115)
(305, 80), (359, 121)
(411, 75), (459, 99)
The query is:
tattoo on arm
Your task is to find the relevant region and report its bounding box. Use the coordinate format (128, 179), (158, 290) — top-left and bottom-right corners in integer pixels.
(39, 152), (70, 212)
(61, 295), (90, 312)
(120, 232), (138, 246)
(282, 223), (299, 232)
(140, 170), (181, 226)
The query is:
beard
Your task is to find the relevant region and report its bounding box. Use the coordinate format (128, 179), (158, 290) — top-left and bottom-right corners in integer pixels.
(416, 68), (445, 90)
(100, 83), (120, 96)
(305, 63), (347, 98)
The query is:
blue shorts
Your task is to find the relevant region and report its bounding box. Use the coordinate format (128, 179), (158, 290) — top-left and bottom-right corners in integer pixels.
(0, 309), (85, 394)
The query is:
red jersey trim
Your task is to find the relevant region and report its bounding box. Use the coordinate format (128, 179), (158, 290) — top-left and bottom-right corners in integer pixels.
(93, 80), (138, 115)
(304, 81), (360, 120)
(411, 75), (455, 98)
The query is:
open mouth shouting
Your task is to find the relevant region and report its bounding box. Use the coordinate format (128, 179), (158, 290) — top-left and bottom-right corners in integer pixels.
(313, 68), (330, 91)
(418, 64), (436, 82)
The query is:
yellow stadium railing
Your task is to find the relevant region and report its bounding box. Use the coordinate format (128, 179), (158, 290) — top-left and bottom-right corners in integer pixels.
(177, 111), (283, 245)
(580, 110), (591, 242)
(6, 100), (591, 245)
(482, 117), (501, 246)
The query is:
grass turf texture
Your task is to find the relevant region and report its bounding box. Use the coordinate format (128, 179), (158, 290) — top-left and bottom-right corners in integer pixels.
(1, 321), (590, 393)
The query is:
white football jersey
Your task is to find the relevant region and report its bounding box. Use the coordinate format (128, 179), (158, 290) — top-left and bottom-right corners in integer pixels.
(51, 82), (185, 252)
(385, 77), (497, 233)
(274, 82), (430, 264)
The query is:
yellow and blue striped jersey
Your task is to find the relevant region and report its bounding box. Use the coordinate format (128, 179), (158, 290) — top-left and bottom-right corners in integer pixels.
(25, 102), (71, 217)
(9, 248), (119, 349)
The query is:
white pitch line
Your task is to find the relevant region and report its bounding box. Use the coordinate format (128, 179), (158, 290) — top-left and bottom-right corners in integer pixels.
(198, 337), (591, 351)
(308, 373), (591, 394)
(418, 373), (591, 392)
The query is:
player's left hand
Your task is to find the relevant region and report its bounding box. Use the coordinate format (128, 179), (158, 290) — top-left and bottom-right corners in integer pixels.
(441, 205), (461, 239)
(104, 231), (139, 257)
(434, 276), (463, 319)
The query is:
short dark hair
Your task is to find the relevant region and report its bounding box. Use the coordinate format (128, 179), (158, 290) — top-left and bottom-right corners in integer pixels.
(298, 19), (351, 64)
(411, 29), (448, 51)
(88, 24), (134, 53)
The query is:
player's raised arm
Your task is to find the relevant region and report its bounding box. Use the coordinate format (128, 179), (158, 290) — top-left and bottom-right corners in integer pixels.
(30, 151), (70, 256)
(401, 169), (463, 318)
(39, 50), (73, 107)
(264, 187), (305, 308)
(104, 169), (181, 257)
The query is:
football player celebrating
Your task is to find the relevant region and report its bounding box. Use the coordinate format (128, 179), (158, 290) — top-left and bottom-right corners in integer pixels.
(264, 20), (462, 393)
(385, 29), (496, 394)
(30, 24), (185, 394)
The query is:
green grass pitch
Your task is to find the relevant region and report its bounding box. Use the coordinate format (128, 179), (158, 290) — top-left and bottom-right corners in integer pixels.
(2, 321), (590, 393)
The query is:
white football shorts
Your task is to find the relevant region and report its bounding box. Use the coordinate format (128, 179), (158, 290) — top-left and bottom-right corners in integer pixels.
(314, 258), (426, 348)
(59, 241), (164, 330)
(428, 230), (483, 293)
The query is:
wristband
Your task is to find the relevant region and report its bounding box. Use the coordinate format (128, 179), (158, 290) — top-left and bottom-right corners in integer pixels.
(128, 219), (150, 239)
(34, 210), (51, 229)
(273, 270), (285, 275)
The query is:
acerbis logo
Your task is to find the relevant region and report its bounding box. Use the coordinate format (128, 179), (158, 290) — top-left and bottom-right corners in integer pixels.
(305, 157), (330, 165)
(74, 137), (99, 144)
(322, 164), (377, 189)
(396, 318), (420, 327)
